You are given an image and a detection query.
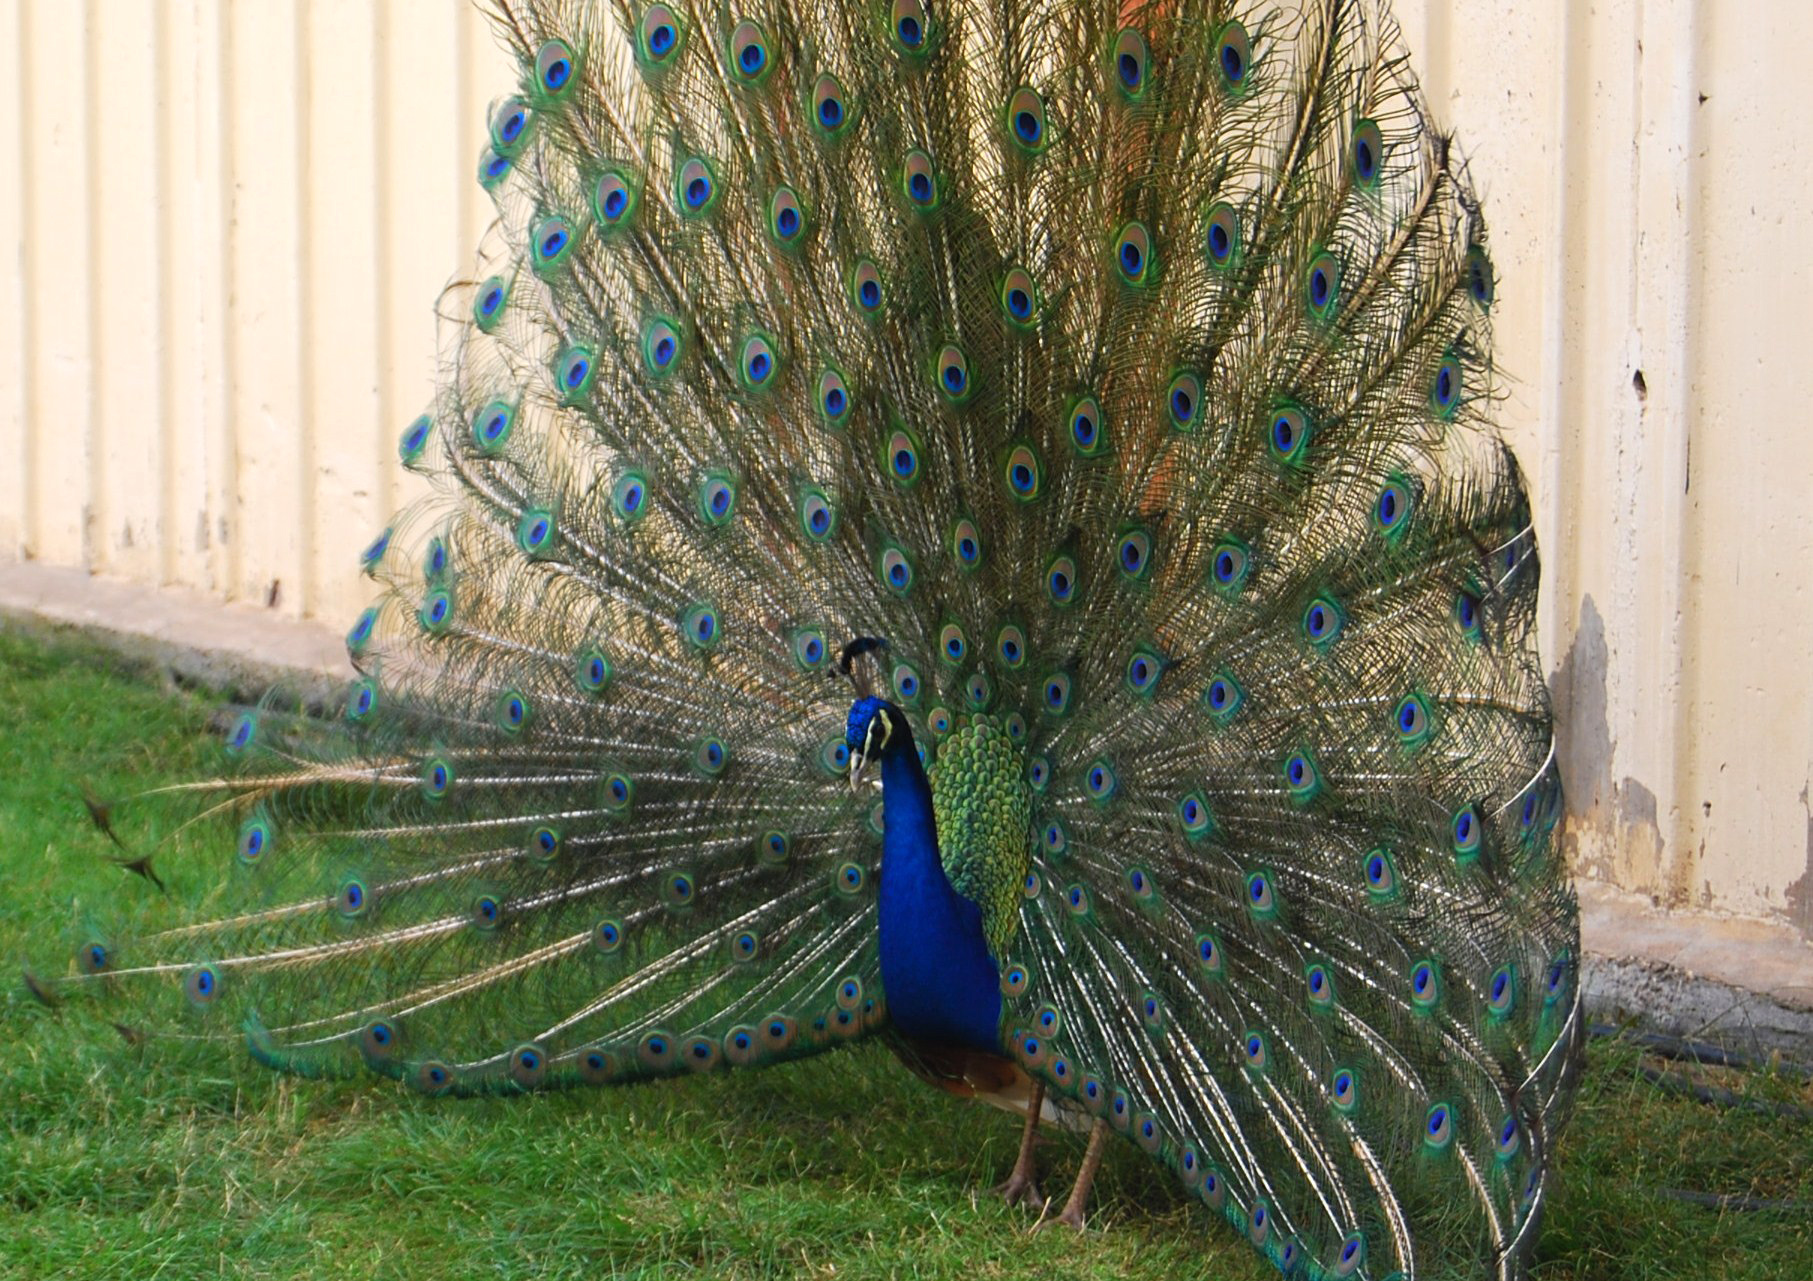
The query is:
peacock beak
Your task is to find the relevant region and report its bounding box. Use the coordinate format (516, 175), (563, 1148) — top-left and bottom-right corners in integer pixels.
(850, 709), (893, 792)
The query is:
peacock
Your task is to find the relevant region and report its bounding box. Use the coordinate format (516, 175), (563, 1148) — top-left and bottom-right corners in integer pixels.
(30, 1), (1583, 1276)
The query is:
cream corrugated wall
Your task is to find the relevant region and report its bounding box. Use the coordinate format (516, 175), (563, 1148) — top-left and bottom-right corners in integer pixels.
(4, 1), (1811, 941)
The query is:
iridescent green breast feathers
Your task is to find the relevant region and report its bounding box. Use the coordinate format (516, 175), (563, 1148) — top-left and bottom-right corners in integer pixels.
(930, 715), (1031, 958)
(35, 2), (1581, 1278)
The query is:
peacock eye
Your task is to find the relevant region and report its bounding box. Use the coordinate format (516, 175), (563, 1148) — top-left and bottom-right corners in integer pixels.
(813, 74), (849, 133)
(1113, 28), (1150, 96)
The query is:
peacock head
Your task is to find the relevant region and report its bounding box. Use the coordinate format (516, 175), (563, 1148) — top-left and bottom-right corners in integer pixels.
(846, 696), (911, 789)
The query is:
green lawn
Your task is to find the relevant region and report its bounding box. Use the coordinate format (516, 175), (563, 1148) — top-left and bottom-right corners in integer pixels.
(2, 623), (1808, 1280)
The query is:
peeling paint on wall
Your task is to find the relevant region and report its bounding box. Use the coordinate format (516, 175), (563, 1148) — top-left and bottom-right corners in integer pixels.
(1551, 595), (1687, 909)
(1787, 785), (1813, 942)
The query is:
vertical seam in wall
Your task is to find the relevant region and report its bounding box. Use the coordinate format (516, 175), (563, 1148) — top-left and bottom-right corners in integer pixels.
(458, 10), (477, 259)
(295, 1), (315, 620)
(220, 0), (242, 601)
(15, 0), (36, 559)
(1423, 0), (1451, 111)
(373, 2), (398, 533)
(1670, 0), (1708, 880)
(156, 1), (175, 587)
(83, 0), (102, 572)
(1544, 0), (1591, 687)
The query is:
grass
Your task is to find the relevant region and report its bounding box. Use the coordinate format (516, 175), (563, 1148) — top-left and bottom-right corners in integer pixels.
(2, 622), (1809, 1280)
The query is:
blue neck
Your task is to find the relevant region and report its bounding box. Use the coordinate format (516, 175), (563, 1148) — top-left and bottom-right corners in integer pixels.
(875, 745), (1003, 1051)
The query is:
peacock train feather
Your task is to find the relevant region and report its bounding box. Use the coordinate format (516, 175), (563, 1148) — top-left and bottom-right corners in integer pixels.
(33, 2), (1582, 1276)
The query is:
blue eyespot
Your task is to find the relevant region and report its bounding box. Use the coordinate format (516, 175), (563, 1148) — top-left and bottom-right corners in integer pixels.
(682, 603), (720, 649)
(1270, 404), (1310, 460)
(642, 6), (679, 61)
(873, 547), (906, 594)
(1303, 596), (1342, 646)
(555, 346), (595, 400)
(1244, 1031), (1267, 1070)
(1352, 119), (1383, 187)
(185, 965), (219, 1004)
(595, 170), (635, 227)
(1117, 529), (1151, 578)
(399, 414), (431, 463)
(1000, 266), (1038, 325)
(814, 74), (847, 130)
(1126, 648), (1161, 694)
(1425, 1102), (1454, 1149)
(677, 157), (715, 213)
(1167, 372), (1199, 428)
(491, 98), (530, 151)
(1070, 399), (1101, 450)
(1178, 793), (1214, 840)
(1489, 964), (1517, 1017)
(1116, 222), (1153, 285)
(474, 276), (508, 329)
(731, 22), (767, 79)
(1217, 22), (1250, 86)
(226, 712), (257, 753)
(1206, 203), (1239, 268)
(644, 319), (682, 373)
(1306, 251), (1340, 318)
(1114, 29), (1149, 93)
(937, 344), (969, 397)
(1396, 693), (1430, 743)
(1363, 847), (1396, 899)
(1412, 959), (1441, 1007)
(903, 150), (937, 207)
(516, 509), (555, 556)
(1468, 247), (1495, 307)
(1047, 557), (1076, 603)
(852, 260), (884, 312)
(1205, 677), (1234, 714)
(1008, 443), (1037, 500)
(472, 400), (514, 453)
(894, 0), (927, 50)
(1453, 804), (1482, 859)
(1378, 483), (1408, 529)
(420, 588), (453, 631)
(1433, 353), (1462, 417)
(939, 623), (967, 663)
(536, 40), (574, 94)
(1455, 589), (1482, 638)
(478, 148), (513, 188)
(575, 649), (612, 694)
(533, 217), (573, 268)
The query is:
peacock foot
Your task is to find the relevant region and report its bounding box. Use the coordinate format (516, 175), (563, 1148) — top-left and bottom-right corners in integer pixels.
(1033, 1202), (1088, 1232)
(993, 1168), (1044, 1209)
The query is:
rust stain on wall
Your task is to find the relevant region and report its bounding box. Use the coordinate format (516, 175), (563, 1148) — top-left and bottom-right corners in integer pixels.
(1550, 595), (1689, 907)
(1787, 785), (1813, 942)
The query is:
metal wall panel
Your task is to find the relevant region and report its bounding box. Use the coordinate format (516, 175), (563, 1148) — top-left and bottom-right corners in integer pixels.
(4, 0), (1810, 937)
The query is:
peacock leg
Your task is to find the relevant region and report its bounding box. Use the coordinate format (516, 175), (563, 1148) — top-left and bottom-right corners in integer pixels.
(993, 1079), (1045, 1208)
(1038, 1117), (1109, 1232)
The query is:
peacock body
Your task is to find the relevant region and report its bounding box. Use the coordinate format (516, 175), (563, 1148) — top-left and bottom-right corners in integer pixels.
(36, 2), (1583, 1276)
